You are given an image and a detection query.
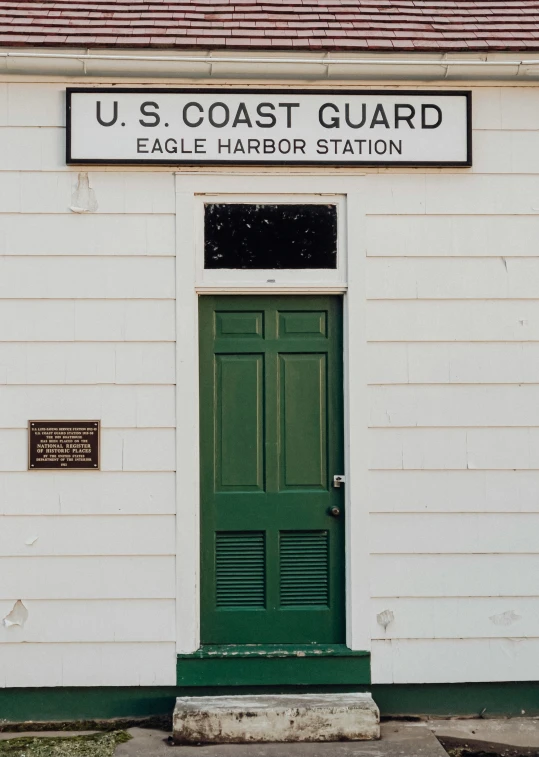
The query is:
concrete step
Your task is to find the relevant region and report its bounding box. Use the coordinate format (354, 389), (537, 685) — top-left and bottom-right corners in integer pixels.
(172, 693), (380, 745)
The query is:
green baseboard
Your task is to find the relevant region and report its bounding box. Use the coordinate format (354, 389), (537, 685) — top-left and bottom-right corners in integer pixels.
(373, 681), (539, 718)
(1, 682), (539, 724)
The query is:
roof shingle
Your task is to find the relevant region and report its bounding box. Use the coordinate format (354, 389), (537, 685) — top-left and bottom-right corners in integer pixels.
(1, 0), (539, 51)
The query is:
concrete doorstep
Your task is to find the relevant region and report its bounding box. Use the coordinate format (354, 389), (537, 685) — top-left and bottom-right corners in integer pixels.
(172, 694), (380, 744)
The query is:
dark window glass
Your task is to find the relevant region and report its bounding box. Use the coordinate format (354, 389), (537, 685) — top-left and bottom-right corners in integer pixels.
(204, 203), (337, 269)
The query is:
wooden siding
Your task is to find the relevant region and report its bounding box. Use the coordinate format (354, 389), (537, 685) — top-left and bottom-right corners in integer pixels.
(2, 80), (539, 688)
(365, 86), (539, 684)
(0, 82), (176, 687)
(372, 639), (539, 684)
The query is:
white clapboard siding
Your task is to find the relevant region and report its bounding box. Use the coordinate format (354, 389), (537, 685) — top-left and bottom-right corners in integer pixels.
(0, 429), (176, 471)
(471, 87), (539, 131)
(369, 385), (539, 428)
(0, 214), (175, 256)
(371, 597), (539, 640)
(1, 556), (175, 599)
(369, 428), (539, 470)
(0, 127), (63, 171)
(0, 429), (26, 471)
(470, 88), (502, 129)
(0, 642), (176, 687)
(0, 172), (174, 214)
(0, 300), (175, 341)
(366, 258), (539, 300)
(6, 82), (539, 689)
(366, 215), (539, 258)
(369, 428), (467, 470)
(0, 84), (65, 126)
(0, 471), (176, 515)
(102, 429), (176, 471)
(472, 130), (539, 174)
(425, 175), (539, 215)
(0, 343), (176, 385)
(367, 343), (539, 385)
(364, 175), (539, 215)
(371, 513), (539, 553)
(0, 515), (175, 556)
(0, 385), (175, 428)
(75, 301), (176, 342)
(0, 599), (176, 643)
(0, 257), (175, 299)
(499, 87), (539, 129)
(465, 428), (539, 471)
(371, 554), (539, 597)
(371, 639), (539, 684)
(368, 344), (409, 384)
(0, 82), (181, 690)
(367, 301), (539, 342)
(116, 343), (177, 384)
(368, 470), (539, 512)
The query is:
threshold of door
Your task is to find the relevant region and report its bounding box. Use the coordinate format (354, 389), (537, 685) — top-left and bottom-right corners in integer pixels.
(179, 644), (370, 659)
(176, 644), (371, 687)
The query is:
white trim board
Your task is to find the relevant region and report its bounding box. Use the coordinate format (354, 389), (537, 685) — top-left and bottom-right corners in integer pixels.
(195, 286), (348, 294)
(174, 172), (370, 654)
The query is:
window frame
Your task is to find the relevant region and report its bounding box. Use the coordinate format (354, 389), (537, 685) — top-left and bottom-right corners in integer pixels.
(195, 193), (347, 289)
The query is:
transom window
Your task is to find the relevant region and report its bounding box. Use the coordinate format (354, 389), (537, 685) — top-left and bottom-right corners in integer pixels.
(204, 203), (338, 270)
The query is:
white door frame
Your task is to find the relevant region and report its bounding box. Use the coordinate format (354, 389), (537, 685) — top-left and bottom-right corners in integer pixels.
(174, 171), (370, 654)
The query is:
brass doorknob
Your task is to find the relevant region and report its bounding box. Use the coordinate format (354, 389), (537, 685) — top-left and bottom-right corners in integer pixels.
(329, 507), (341, 517)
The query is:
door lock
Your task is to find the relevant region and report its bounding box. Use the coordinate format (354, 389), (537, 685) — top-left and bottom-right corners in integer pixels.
(333, 475), (346, 488)
(329, 506), (341, 517)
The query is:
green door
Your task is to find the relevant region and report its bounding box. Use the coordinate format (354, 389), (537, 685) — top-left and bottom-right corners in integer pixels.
(199, 295), (345, 645)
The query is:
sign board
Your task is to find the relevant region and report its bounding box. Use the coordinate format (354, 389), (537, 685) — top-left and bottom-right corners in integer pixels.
(29, 421), (100, 470)
(67, 88), (471, 167)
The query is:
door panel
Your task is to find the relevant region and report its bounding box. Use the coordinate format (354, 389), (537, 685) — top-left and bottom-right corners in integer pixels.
(280, 353), (327, 489)
(216, 354), (264, 490)
(200, 295), (344, 645)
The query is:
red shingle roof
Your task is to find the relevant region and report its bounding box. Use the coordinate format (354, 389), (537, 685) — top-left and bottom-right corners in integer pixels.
(1, 0), (539, 52)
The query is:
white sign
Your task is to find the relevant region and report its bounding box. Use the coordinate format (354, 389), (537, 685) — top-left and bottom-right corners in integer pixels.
(67, 89), (471, 166)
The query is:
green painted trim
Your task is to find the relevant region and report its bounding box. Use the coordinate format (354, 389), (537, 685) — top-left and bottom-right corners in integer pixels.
(176, 650), (371, 686)
(178, 644), (370, 659)
(2, 682), (539, 724)
(373, 681), (539, 718)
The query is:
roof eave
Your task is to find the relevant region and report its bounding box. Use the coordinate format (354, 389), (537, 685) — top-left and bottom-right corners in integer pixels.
(2, 47), (539, 81)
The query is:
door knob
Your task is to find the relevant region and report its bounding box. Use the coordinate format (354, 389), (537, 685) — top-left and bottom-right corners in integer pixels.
(329, 506), (341, 517)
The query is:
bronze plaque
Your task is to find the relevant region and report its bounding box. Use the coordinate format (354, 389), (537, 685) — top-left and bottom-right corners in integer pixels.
(29, 421), (100, 470)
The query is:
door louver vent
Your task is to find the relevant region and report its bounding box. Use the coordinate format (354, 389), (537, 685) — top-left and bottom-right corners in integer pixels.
(215, 531), (265, 608)
(280, 531), (329, 607)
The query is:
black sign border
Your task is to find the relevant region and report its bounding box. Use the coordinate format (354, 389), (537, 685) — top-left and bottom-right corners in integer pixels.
(28, 420), (101, 471)
(66, 88), (472, 168)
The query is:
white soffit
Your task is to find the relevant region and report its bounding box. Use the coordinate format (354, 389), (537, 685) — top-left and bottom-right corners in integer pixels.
(2, 49), (539, 81)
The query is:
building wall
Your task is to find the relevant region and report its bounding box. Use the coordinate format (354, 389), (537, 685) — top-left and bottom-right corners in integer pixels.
(366, 86), (539, 683)
(0, 78), (538, 687)
(0, 81), (177, 686)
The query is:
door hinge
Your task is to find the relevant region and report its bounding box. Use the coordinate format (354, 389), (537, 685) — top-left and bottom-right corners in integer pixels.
(333, 475), (346, 488)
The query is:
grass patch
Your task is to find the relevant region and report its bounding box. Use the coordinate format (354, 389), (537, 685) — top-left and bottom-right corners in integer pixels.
(0, 731), (131, 757)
